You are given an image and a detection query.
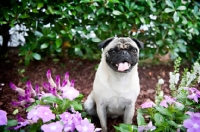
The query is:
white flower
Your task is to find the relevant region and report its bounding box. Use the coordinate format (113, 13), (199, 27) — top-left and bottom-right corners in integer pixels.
(186, 72), (196, 86)
(169, 72), (180, 85)
(193, 62), (200, 75)
(158, 78), (164, 85)
(8, 24), (29, 47)
(149, 14), (157, 20)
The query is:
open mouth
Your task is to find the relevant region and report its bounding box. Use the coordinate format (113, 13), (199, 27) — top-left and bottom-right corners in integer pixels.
(115, 61), (131, 72)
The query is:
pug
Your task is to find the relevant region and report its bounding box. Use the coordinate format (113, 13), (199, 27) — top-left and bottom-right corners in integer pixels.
(84, 37), (143, 132)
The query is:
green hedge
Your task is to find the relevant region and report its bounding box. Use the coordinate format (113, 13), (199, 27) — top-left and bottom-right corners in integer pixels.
(0, 0), (199, 65)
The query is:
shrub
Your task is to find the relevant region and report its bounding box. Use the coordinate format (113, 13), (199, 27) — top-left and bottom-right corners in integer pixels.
(0, 0), (200, 65)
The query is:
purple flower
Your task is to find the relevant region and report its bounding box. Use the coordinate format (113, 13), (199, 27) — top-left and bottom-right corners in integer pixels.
(187, 88), (200, 103)
(36, 106), (55, 123)
(62, 86), (79, 100)
(14, 120), (29, 130)
(73, 111), (82, 125)
(138, 121), (156, 132)
(41, 121), (63, 132)
(27, 106), (40, 122)
(159, 95), (176, 108)
(160, 100), (168, 108)
(56, 75), (61, 89)
(164, 95), (176, 104)
(35, 85), (40, 95)
(27, 105), (55, 123)
(63, 120), (75, 132)
(26, 81), (36, 97)
(46, 69), (56, 88)
(59, 112), (73, 124)
(141, 101), (156, 108)
(76, 118), (95, 132)
(0, 110), (7, 126)
(183, 112), (200, 132)
(10, 82), (25, 97)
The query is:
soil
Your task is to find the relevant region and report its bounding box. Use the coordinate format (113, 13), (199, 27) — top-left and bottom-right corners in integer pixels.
(0, 48), (185, 131)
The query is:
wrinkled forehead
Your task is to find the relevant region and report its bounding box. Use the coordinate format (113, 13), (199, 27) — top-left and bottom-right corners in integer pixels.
(105, 37), (138, 51)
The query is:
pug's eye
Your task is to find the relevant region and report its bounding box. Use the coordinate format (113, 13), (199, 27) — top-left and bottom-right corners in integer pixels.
(109, 50), (116, 54)
(132, 49), (137, 54)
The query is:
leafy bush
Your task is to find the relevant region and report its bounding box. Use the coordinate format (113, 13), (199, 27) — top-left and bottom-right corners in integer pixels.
(114, 57), (200, 132)
(0, 0), (200, 65)
(0, 70), (100, 132)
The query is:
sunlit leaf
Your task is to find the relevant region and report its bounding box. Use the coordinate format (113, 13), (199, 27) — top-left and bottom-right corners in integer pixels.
(166, 0), (174, 8)
(32, 53), (41, 60)
(177, 6), (186, 10)
(164, 8), (174, 13)
(173, 11), (179, 22)
(112, 10), (122, 15)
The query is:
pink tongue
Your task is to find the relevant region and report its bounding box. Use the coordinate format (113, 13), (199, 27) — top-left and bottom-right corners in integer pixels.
(118, 62), (129, 71)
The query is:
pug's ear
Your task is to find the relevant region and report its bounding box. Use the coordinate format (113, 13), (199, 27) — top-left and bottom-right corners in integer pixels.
(98, 37), (114, 49)
(131, 38), (144, 49)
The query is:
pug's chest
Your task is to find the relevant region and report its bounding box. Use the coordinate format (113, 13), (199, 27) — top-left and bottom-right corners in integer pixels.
(105, 96), (133, 115)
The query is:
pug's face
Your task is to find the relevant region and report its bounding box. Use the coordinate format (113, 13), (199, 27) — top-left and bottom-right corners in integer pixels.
(99, 37), (143, 73)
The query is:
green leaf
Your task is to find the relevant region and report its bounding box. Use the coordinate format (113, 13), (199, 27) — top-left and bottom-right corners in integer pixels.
(139, 17), (145, 24)
(56, 39), (62, 47)
(112, 10), (122, 15)
(34, 31), (43, 37)
(32, 53), (41, 60)
(37, 2), (44, 9)
(173, 11), (179, 22)
(168, 120), (178, 127)
(47, 6), (54, 14)
(194, 5), (198, 15)
(60, 30), (67, 35)
(13, 109), (19, 115)
(177, 6), (186, 10)
(92, 37), (101, 42)
(7, 120), (18, 127)
(164, 8), (174, 13)
(40, 43), (49, 49)
(41, 96), (63, 104)
(97, 8), (105, 16)
(147, 0), (153, 7)
(155, 106), (171, 116)
(137, 112), (145, 126)
(154, 113), (164, 126)
(70, 100), (83, 111)
(166, 0), (174, 8)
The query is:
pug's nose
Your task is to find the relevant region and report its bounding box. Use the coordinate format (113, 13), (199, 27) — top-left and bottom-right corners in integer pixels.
(120, 50), (128, 56)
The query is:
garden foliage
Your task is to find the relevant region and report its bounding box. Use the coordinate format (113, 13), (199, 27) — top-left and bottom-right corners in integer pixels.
(0, 0), (200, 65)
(0, 70), (100, 132)
(114, 57), (200, 132)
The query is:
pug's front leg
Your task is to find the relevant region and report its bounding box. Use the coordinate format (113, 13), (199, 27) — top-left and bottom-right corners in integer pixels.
(123, 106), (135, 124)
(96, 104), (107, 132)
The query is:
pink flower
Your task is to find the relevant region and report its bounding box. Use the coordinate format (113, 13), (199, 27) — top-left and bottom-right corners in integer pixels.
(159, 95), (176, 108)
(138, 121), (156, 132)
(0, 110), (7, 126)
(160, 100), (168, 108)
(183, 112), (200, 132)
(27, 105), (55, 123)
(36, 106), (55, 123)
(187, 88), (200, 103)
(41, 121), (63, 132)
(27, 106), (40, 122)
(46, 69), (56, 88)
(76, 118), (95, 132)
(141, 101), (156, 108)
(62, 86), (79, 100)
(10, 82), (25, 97)
(59, 112), (73, 124)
